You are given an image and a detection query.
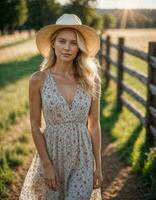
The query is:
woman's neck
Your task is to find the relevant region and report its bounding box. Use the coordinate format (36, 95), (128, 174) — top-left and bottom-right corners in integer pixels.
(52, 60), (74, 75)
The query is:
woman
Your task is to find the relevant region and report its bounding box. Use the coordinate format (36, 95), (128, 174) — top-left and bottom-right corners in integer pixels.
(19, 13), (103, 200)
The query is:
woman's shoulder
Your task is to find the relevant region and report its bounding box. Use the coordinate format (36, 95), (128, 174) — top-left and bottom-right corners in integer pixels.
(29, 70), (49, 89)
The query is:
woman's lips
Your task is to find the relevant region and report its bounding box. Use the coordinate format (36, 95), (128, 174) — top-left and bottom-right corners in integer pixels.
(61, 53), (71, 56)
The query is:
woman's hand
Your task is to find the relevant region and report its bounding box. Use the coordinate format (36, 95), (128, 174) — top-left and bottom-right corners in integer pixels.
(43, 163), (60, 191)
(93, 167), (103, 189)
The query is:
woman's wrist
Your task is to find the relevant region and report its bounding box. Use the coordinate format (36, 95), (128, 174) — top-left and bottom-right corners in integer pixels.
(96, 167), (102, 172)
(41, 159), (52, 168)
(95, 161), (102, 170)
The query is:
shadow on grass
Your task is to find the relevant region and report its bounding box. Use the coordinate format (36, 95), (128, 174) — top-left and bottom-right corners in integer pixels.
(100, 81), (145, 199)
(0, 54), (42, 88)
(118, 124), (143, 163)
(100, 85), (121, 140)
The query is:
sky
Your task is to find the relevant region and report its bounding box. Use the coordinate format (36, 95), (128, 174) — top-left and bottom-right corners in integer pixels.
(59, 0), (156, 9)
(97, 0), (156, 9)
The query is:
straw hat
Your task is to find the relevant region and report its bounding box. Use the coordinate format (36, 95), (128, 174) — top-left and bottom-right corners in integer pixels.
(36, 13), (100, 57)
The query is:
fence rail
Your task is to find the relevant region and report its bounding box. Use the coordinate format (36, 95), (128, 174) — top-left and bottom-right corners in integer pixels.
(99, 35), (156, 146)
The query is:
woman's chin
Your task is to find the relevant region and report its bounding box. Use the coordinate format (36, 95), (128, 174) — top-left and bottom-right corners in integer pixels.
(59, 57), (73, 62)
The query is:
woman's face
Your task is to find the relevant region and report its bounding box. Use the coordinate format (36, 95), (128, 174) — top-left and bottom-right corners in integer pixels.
(53, 29), (79, 62)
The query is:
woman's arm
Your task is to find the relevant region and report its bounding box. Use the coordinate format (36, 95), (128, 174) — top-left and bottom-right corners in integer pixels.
(29, 71), (60, 190)
(88, 76), (102, 170)
(29, 71), (52, 168)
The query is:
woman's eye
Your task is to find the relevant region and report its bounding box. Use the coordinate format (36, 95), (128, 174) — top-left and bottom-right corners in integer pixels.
(72, 42), (77, 46)
(60, 40), (65, 43)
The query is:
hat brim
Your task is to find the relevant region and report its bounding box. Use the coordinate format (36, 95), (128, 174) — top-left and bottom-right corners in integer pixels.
(36, 24), (100, 58)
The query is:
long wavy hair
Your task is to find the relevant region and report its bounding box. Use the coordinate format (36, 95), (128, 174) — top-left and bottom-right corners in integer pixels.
(40, 28), (101, 100)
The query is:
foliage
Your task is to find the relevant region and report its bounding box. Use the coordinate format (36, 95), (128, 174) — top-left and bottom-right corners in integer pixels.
(90, 15), (104, 30)
(63, 0), (97, 26)
(26, 0), (62, 30)
(102, 12), (116, 29)
(0, 0), (28, 33)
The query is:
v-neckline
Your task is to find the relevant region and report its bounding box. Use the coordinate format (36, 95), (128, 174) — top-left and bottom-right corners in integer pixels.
(49, 70), (79, 111)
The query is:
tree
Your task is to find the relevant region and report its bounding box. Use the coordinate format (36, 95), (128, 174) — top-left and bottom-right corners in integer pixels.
(102, 12), (116, 29)
(91, 15), (103, 31)
(63, 0), (97, 27)
(26, 0), (62, 30)
(0, 0), (28, 34)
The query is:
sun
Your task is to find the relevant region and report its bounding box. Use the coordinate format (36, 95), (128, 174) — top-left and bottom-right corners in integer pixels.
(122, 1), (138, 9)
(120, 8), (137, 28)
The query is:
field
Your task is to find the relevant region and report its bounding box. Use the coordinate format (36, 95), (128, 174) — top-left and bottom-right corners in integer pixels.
(0, 29), (156, 199)
(103, 28), (156, 52)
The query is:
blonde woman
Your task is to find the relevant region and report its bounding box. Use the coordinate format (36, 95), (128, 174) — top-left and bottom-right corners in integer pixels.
(19, 13), (103, 200)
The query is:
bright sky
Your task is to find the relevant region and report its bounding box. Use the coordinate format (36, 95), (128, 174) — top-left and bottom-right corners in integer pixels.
(97, 0), (156, 9)
(59, 0), (156, 9)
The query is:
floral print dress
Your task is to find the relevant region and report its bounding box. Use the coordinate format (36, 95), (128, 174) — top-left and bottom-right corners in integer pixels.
(19, 71), (102, 200)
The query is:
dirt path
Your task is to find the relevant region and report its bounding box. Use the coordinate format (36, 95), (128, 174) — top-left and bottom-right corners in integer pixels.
(101, 129), (144, 200)
(6, 127), (144, 200)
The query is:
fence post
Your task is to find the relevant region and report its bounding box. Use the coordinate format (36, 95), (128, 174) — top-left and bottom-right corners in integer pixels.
(98, 33), (102, 65)
(145, 42), (156, 147)
(105, 35), (111, 88)
(116, 37), (124, 110)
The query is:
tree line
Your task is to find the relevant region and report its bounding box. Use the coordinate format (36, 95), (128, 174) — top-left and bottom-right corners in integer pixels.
(0, 0), (117, 35)
(0, 0), (156, 35)
(98, 9), (156, 29)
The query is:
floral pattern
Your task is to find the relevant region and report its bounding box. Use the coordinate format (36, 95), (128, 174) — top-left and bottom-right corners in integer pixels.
(19, 71), (102, 200)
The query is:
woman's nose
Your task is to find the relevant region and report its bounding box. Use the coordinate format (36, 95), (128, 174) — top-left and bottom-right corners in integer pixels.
(64, 42), (70, 50)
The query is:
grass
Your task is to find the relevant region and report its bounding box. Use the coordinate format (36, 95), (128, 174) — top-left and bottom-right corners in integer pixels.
(0, 163), (14, 199)
(104, 29), (156, 52)
(100, 46), (156, 199)
(0, 131), (33, 199)
(0, 54), (42, 135)
(109, 48), (147, 114)
(0, 53), (40, 198)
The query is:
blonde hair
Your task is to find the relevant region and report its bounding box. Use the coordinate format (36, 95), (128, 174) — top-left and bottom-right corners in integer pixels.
(40, 28), (101, 100)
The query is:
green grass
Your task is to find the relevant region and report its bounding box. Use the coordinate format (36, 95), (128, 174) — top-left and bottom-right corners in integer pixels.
(100, 52), (156, 200)
(0, 163), (15, 199)
(0, 54), (42, 135)
(0, 131), (32, 199)
(0, 53), (41, 198)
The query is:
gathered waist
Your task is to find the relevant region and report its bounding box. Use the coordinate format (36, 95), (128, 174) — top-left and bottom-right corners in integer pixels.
(45, 121), (87, 128)
(43, 121), (92, 146)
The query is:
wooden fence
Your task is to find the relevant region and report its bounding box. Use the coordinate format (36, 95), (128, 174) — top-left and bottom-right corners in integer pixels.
(99, 35), (156, 146)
